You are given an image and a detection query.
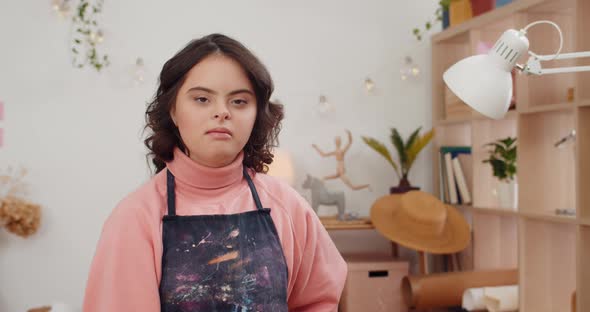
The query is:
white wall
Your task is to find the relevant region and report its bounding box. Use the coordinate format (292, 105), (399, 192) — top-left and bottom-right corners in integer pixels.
(0, 1), (439, 310)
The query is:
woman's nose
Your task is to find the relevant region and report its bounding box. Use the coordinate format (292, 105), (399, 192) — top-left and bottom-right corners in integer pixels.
(213, 105), (231, 120)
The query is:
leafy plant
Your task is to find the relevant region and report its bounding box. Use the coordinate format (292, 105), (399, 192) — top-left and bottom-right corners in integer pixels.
(413, 0), (452, 41)
(71, 0), (110, 71)
(362, 127), (434, 187)
(482, 137), (517, 182)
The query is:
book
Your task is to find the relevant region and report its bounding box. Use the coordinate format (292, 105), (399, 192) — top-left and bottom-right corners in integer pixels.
(452, 157), (472, 204)
(444, 152), (458, 204)
(439, 151), (450, 202)
(450, 0), (473, 26)
(457, 153), (473, 195)
(439, 146), (472, 204)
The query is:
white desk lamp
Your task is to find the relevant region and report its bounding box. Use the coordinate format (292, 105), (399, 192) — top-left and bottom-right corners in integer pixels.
(443, 20), (590, 119)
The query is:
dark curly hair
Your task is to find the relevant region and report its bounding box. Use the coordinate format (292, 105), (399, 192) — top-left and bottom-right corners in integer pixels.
(144, 34), (284, 174)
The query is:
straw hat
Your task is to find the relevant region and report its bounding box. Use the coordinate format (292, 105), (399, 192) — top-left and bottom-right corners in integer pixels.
(370, 191), (470, 254)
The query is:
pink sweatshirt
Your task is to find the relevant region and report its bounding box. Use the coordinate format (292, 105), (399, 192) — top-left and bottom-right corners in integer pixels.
(83, 148), (347, 311)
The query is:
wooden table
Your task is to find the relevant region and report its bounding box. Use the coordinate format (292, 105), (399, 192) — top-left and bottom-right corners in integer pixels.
(320, 215), (404, 260)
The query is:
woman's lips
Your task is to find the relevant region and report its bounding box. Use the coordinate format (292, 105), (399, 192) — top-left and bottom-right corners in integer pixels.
(207, 132), (232, 139)
(206, 128), (232, 140)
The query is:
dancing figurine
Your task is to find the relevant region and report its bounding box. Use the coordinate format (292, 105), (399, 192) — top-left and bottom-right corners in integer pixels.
(312, 129), (370, 191)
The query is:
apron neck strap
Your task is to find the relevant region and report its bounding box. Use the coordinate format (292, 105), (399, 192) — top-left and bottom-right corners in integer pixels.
(165, 167), (264, 217)
(243, 167), (264, 211)
(166, 169), (176, 216)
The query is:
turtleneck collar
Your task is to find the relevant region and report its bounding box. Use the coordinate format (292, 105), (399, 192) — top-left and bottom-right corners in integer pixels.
(165, 147), (245, 190)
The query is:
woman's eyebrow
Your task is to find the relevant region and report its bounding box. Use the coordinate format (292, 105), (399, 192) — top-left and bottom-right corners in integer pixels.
(187, 86), (216, 94)
(228, 89), (254, 96)
(187, 86), (254, 96)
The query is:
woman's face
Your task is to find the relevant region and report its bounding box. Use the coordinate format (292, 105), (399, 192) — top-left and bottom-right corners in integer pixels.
(171, 54), (257, 167)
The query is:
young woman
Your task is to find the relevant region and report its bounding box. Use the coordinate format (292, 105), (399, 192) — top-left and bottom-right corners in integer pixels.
(83, 34), (347, 312)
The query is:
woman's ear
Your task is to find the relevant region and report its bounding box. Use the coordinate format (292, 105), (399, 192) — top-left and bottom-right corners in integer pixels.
(170, 107), (177, 126)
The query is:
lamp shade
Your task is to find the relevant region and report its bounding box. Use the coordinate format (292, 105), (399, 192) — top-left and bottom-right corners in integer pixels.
(443, 29), (529, 119)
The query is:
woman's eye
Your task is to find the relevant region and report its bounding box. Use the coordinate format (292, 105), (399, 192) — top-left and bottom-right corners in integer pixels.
(232, 99), (248, 105)
(194, 97), (209, 103)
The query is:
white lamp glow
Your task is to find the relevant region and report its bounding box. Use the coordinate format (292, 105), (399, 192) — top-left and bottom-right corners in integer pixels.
(267, 148), (295, 186)
(443, 20), (590, 120)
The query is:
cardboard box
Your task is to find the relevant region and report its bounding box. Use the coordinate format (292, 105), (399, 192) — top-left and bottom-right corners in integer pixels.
(340, 254), (409, 312)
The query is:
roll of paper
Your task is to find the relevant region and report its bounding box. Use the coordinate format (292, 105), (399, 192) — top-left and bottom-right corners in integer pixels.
(402, 269), (518, 309)
(462, 287), (485, 311)
(483, 285), (518, 312)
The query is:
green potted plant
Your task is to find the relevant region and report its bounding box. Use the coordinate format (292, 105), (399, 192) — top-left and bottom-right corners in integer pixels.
(412, 0), (452, 41)
(362, 127), (434, 193)
(482, 136), (517, 209)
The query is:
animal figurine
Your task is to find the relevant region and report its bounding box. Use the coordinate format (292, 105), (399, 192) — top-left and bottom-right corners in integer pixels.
(302, 174), (348, 220)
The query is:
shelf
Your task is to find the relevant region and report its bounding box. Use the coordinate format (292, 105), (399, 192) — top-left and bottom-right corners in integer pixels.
(320, 216), (374, 230)
(432, 0), (547, 43)
(452, 204), (518, 271)
(461, 205), (580, 224)
(578, 0), (590, 107)
(523, 5), (577, 109)
(470, 206), (520, 217)
(458, 205), (584, 225)
(435, 116), (472, 126)
(431, 0), (588, 310)
(432, 40), (473, 122)
(518, 110), (576, 217)
(520, 218), (577, 312)
(577, 107), (590, 220)
(472, 212), (518, 270)
(434, 122), (472, 146)
(519, 210), (578, 224)
(472, 109), (517, 121)
(518, 102), (575, 115)
(453, 205), (523, 218)
(471, 117), (517, 208)
(451, 204), (473, 210)
(432, 0), (576, 43)
(579, 226), (590, 311)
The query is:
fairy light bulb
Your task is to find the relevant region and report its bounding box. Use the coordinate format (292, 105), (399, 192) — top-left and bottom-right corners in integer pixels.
(364, 77), (375, 93)
(52, 0), (72, 18)
(317, 95), (335, 115)
(400, 56), (421, 81)
(134, 58), (146, 85)
(89, 30), (104, 45)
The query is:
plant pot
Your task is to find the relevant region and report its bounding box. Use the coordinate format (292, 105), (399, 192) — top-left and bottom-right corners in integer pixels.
(493, 180), (518, 210)
(390, 185), (420, 194)
(391, 176), (420, 194)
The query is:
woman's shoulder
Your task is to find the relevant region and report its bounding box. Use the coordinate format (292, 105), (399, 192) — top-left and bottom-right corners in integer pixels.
(106, 171), (166, 227)
(252, 172), (313, 217)
(252, 173), (326, 252)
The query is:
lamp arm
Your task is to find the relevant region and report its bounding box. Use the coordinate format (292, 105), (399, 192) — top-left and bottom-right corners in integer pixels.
(519, 20), (590, 75)
(520, 51), (590, 75)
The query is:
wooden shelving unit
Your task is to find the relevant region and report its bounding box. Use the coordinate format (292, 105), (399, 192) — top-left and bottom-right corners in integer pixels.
(319, 216), (374, 230)
(468, 206), (520, 217)
(435, 115), (473, 126)
(518, 102), (574, 115)
(431, 0), (589, 310)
